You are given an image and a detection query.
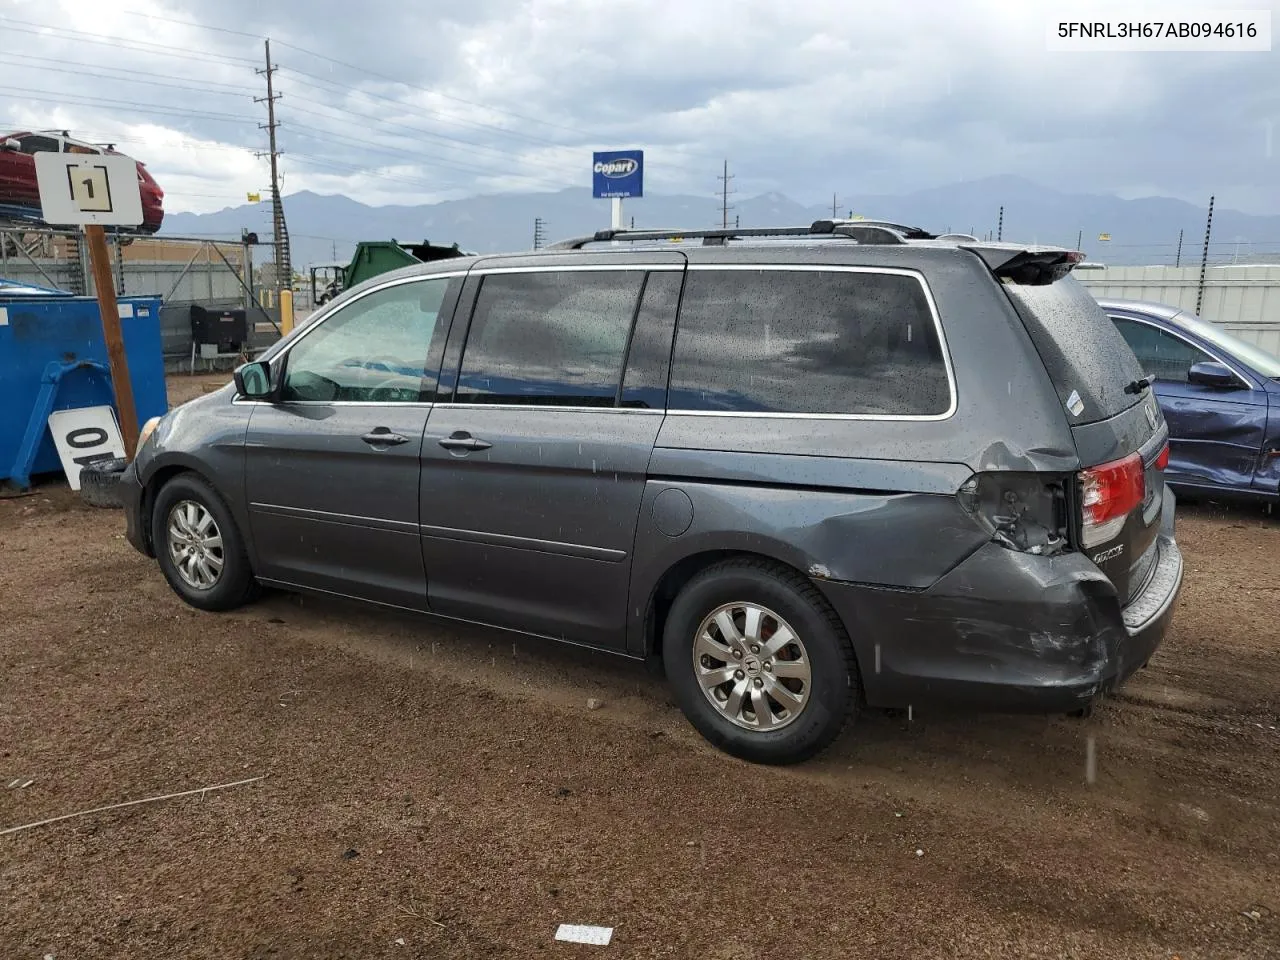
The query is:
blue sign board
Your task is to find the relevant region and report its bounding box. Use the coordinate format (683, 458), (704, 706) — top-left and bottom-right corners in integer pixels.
(592, 150), (643, 199)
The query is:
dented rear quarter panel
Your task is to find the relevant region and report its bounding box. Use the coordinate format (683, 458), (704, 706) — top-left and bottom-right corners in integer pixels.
(625, 447), (993, 657)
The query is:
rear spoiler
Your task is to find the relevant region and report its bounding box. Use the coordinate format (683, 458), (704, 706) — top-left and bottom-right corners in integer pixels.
(961, 244), (1086, 285)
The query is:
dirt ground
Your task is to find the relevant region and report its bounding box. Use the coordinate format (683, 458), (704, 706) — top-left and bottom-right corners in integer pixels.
(1, 373), (1277, 959)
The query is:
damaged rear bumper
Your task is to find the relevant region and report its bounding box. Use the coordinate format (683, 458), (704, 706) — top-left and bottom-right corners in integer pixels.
(817, 532), (1184, 714)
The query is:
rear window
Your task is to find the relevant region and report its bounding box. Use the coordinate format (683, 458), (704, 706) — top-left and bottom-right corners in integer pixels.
(1003, 275), (1146, 424)
(668, 268), (951, 416)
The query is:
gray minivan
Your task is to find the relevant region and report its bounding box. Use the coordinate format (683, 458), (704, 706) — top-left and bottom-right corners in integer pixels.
(121, 220), (1183, 764)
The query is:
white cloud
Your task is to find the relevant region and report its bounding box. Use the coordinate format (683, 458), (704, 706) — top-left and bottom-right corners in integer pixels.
(0, 0), (1276, 218)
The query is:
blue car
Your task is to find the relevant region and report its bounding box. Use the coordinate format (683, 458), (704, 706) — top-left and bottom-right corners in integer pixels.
(1100, 298), (1280, 502)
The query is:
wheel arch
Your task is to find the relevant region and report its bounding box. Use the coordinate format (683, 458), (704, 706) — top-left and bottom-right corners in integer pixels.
(638, 547), (832, 659)
(137, 457), (229, 556)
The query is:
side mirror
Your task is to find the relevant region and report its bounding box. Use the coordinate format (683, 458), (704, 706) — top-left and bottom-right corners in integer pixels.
(1187, 360), (1238, 389)
(1, 138), (20, 151)
(233, 360), (274, 400)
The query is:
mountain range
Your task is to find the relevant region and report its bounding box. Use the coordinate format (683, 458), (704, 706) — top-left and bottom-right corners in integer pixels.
(160, 175), (1280, 271)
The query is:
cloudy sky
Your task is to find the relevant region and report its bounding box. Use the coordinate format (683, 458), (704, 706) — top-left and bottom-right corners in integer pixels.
(2, 0), (1276, 215)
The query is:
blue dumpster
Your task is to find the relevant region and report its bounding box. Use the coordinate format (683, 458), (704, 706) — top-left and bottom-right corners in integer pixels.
(0, 279), (167, 491)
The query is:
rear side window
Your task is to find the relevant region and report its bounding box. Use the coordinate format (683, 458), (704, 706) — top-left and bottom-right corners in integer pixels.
(456, 271), (644, 406)
(18, 135), (59, 154)
(668, 268), (950, 416)
(1004, 276), (1145, 424)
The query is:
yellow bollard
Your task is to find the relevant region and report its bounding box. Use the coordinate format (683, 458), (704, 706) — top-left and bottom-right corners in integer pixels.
(280, 287), (294, 335)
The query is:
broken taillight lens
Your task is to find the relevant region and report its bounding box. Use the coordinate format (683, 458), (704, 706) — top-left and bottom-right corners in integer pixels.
(1079, 452), (1144, 548)
(958, 472), (1068, 555)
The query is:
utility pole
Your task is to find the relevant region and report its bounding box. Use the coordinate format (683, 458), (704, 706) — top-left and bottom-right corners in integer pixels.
(256, 39), (293, 332)
(533, 217), (546, 250)
(1175, 228), (1184, 267)
(717, 159), (735, 229)
(997, 205), (1004, 242)
(832, 193), (838, 218)
(1197, 196), (1214, 315)
(1076, 229), (1082, 251)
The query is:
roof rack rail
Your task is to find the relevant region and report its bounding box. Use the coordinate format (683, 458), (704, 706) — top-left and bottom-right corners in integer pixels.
(809, 218), (936, 240)
(546, 219), (937, 250)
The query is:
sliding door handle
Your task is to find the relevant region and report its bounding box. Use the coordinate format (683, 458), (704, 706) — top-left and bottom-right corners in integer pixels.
(361, 428), (409, 447)
(437, 431), (492, 451)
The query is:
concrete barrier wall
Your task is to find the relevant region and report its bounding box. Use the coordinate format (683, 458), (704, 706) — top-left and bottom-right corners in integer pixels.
(1078, 265), (1280, 354)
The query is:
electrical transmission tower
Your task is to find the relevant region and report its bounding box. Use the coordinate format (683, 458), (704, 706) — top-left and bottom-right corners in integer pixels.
(717, 160), (736, 229)
(533, 217), (547, 250)
(256, 39), (291, 292)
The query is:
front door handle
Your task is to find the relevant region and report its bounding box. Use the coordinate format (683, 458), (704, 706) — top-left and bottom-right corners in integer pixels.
(438, 430), (492, 452)
(361, 428), (409, 447)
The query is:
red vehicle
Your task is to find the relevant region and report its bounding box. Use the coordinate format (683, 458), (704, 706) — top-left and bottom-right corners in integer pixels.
(0, 130), (164, 233)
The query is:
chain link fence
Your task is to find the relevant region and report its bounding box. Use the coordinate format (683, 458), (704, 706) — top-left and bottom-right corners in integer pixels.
(1, 227), (285, 371)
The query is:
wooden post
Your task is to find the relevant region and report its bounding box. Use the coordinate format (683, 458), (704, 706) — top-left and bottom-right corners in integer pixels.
(84, 224), (139, 459)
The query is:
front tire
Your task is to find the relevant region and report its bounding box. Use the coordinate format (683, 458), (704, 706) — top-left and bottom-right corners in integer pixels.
(663, 559), (859, 765)
(152, 473), (257, 611)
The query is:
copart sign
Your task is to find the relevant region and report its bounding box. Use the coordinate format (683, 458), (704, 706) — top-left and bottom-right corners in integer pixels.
(592, 149), (644, 199)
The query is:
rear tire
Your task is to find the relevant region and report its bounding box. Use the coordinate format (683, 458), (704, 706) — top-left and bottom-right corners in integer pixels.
(152, 473), (258, 611)
(663, 558), (859, 765)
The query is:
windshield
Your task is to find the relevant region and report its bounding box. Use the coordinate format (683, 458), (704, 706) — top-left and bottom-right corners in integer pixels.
(1174, 312), (1280, 379)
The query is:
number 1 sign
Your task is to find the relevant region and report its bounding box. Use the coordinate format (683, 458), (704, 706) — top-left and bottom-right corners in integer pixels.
(33, 151), (144, 459)
(33, 153), (143, 227)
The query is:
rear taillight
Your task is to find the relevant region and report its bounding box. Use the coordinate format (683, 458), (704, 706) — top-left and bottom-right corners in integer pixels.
(1079, 452), (1143, 548)
(1155, 442), (1169, 471)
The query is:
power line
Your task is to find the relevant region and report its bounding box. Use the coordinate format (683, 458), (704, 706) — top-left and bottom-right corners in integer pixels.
(0, 53), (259, 93)
(0, 19), (586, 187)
(279, 70), (574, 152)
(0, 17), (259, 66)
(3, 10), (721, 185)
(114, 7), (263, 40)
(272, 39), (593, 140)
(73, 8), (592, 142)
(278, 97), (578, 184)
(284, 153), (475, 193)
(283, 127), (558, 191)
(0, 57), (256, 99)
(0, 86), (257, 124)
(104, 7), (718, 179)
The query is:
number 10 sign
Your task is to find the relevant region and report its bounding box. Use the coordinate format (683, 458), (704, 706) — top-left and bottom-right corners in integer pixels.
(34, 152), (143, 227)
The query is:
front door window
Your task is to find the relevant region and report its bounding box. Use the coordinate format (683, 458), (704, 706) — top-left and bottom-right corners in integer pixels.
(281, 278), (450, 403)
